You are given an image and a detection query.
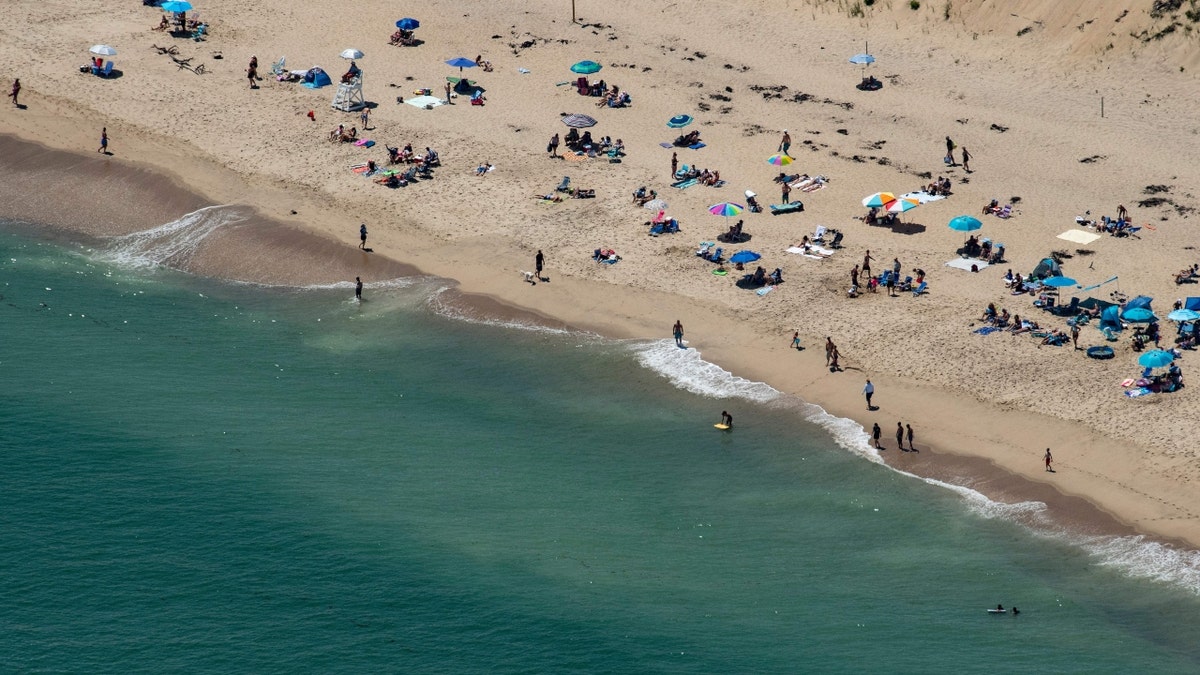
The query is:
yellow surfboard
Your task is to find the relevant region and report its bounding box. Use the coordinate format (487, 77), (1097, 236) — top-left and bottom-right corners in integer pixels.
(714, 424), (731, 430)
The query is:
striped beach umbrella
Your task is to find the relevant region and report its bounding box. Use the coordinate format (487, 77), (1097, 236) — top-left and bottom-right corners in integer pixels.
(862, 192), (897, 208)
(767, 154), (793, 166)
(708, 202), (745, 218)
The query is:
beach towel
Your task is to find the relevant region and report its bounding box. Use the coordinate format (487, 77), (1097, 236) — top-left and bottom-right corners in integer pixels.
(1124, 387), (1154, 399)
(786, 247), (828, 260)
(900, 191), (945, 204)
(945, 257), (990, 272)
(404, 95), (445, 109)
(562, 152), (588, 162)
(688, 142), (706, 150)
(756, 285), (775, 296)
(770, 201), (804, 215)
(973, 326), (1000, 335)
(518, 68), (531, 74)
(659, 142), (674, 148)
(671, 178), (698, 189)
(1120, 378), (1136, 387)
(1057, 229), (1102, 245)
(354, 139), (375, 148)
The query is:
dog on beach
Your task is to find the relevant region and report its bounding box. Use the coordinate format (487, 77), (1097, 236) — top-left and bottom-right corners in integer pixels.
(521, 270), (536, 284)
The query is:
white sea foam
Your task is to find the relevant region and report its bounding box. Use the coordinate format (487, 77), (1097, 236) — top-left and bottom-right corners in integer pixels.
(425, 287), (576, 336)
(630, 340), (780, 403)
(1079, 534), (1200, 595)
(100, 205), (249, 269)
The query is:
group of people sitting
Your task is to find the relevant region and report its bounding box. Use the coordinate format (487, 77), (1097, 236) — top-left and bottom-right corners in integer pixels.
(474, 55), (493, 72)
(982, 200), (1014, 218)
(596, 85), (631, 108)
(962, 235), (1004, 263)
(1001, 270), (1045, 295)
(385, 143), (440, 168)
(389, 29), (419, 46)
(739, 266), (783, 288)
(1138, 362), (1184, 393)
(673, 130), (702, 147)
(592, 248), (621, 263)
(632, 186), (658, 206)
(563, 129), (625, 157)
(673, 165), (722, 186)
(1175, 264), (1199, 285)
(328, 124), (358, 143)
(923, 175), (953, 196)
(577, 78), (611, 98)
(718, 220), (748, 244)
(862, 207), (900, 228)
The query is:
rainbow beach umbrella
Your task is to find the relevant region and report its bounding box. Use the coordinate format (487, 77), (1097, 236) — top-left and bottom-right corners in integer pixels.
(708, 202), (744, 218)
(767, 154), (793, 167)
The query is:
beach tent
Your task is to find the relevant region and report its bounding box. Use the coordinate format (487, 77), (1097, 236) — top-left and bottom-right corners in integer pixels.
(1123, 295), (1154, 312)
(1100, 305), (1123, 332)
(1030, 257), (1061, 279)
(1186, 297), (1200, 311)
(302, 67), (331, 88)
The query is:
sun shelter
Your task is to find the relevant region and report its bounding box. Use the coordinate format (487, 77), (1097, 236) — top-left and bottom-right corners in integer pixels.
(1030, 257), (1061, 279)
(1099, 305), (1123, 333)
(302, 67), (331, 88)
(1186, 297), (1200, 311)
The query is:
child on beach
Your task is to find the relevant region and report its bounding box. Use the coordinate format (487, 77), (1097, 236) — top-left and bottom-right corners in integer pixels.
(98, 127), (108, 154)
(9, 78), (20, 107)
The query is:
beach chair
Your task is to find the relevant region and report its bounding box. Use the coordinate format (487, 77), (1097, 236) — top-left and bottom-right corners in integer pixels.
(674, 164), (690, 180)
(813, 225), (828, 242)
(830, 230), (844, 248)
(99, 61), (114, 77)
(554, 176), (571, 193)
(707, 247), (724, 263)
(399, 167), (417, 183)
(576, 76), (589, 95)
(912, 281), (928, 297)
(769, 200), (804, 215)
(997, 205), (1013, 219)
(270, 56), (286, 77)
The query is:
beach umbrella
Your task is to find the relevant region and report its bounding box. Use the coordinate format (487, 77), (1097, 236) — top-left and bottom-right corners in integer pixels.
(862, 192), (896, 208)
(667, 114), (693, 128)
(1168, 308), (1200, 322)
(643, 198), (668, 211)
(395, 18), (420, 30)
(570, 60), (602, 74)
(160, 0), (192, 12)
(708, 202), (745, 218)
(947, 215), (982, 232)
(767, 154), (793, 167)
(1042, 276), (1077, 288)
(1122, 307), (1158, 323)
(561, 113), (597, 128)
(446, 57), (477, 71)
(340, 48), (364, 60)
(849, 54), (875, 65)
(885, 196), (920, 213)
(729, 250), (761, 265)
(1138, 350), (1175, 369)
(89, 45), (117, 57)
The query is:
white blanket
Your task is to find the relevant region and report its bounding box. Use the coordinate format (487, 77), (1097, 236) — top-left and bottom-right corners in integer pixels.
(1057, 229), (1101, 245)
(945, 257), (989, 271)
(405, 95), (445, 109)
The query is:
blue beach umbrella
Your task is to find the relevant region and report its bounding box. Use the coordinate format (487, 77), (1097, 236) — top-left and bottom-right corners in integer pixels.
(570, 60), (602, 74)
(1122, 307), (1157, 323)
(849, 54), (875, 65)
(729, 250), (761, 265)
(667, 114), (693, 128)
(1042, 276), (1077, 288)
(396, 18), (420, 30)
(446, 57), (477, 71)
(1137, 350), (1175, 369)
(948, 215), (982, 232)
(1167, 308), (1200, 322)
(161, 0), (193, 12)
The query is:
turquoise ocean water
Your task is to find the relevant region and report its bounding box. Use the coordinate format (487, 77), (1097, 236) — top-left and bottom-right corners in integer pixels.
(2, 210), (1200, 673)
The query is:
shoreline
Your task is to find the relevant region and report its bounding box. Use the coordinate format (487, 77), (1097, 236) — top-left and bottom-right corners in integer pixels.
(1, 131), (1193, 559)
(4, 0), (1199, 556)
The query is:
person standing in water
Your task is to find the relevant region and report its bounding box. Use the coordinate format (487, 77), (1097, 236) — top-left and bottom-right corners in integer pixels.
(359, 222), (368, 250)
(719, 411), (733, 428)
(355, 276), (363, 301)
(673, 320), (684, 348)
(872, 423), (882, 450)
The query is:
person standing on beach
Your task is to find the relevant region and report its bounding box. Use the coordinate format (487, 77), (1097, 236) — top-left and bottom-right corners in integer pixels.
(850, 264), (860, 289)
(872, 423), (882, 450)
(98, 127), (108, 154)
(673, 320), (685, 347)
(8, 78), (19, 107)
(359, 222), (368, 250)
(360, 107), (370, 131)
(893, 258), (902, 280)
(1044, 448), (1053, 472)
(355, 276), (363, 301)
(961, 146), (972, 172)
(906, 424), (914, 451)
(862, 250), (873, 279)
(445, 80), (453, 104)
(896, 422), (905, 451)
(671, 151), (678, 177)
(1071, 323), (1081, 350)
(863, 380), (875, 410)
(825, 337), (835, 366)
(1117, 204), (1129, 222)
(547, 133), (560, 158)
(945, 136), (955, 164)
(779, 129), (791, 158)
(246, 56), (257, 89)
(791, 331), (802, 350)
(535, 249), (545, 281)
(781, 180), (791, 206)
(830, 345), (841, 371)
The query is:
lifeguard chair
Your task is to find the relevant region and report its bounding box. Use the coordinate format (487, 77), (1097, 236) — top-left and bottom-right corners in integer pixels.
(332, 73), (365, 112)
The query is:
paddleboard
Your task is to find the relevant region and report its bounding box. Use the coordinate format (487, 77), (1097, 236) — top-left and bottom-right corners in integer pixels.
(987, 609), (1007, 614)
(714, 424), (731, 430)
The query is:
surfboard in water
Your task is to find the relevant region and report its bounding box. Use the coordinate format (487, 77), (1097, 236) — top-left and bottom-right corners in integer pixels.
(714, 424), (731, 430)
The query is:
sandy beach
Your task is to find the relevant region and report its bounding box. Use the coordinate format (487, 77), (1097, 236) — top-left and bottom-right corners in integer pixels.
(4, 0), (1200, 550)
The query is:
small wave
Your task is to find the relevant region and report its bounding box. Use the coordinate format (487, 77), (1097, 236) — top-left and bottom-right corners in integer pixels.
(425, 287), (576, 336)
(630, 340), (780, 403)
(100, 205), (249, 269)
(1080, 535), (1200, 595)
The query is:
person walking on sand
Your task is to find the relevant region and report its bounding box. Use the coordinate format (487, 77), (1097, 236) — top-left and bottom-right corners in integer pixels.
(896, 422), (905, 451)
(791, 330), (802, 350)
(547, 132), (560, 158)
(862, 250), (873, 279)
(673, 320), (685, 348)
(360, 107), (370, 131)
(359, 222), (368, 250)
(825, 337), (835, 366)
(1071, 323), (1080, 350)
(872, 423), (882, 450)
(863, 379), (875, 410)
(906, 423), (914, 451)
(247, 57), (258, 89)
(535, 249), (545, 281)
(779, 129), (791, 158)
(355, 276), (363, 301)
(961, 146), (972, 172)
(98, 127), (108, 154)
(8, 78), (19, 107)
(1044, 448), (1053, 472)
(671, 151), (678, 178)
(945, 136), (955, 164)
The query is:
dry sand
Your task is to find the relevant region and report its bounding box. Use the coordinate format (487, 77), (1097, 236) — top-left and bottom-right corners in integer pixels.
(3, 0), (1200, 547)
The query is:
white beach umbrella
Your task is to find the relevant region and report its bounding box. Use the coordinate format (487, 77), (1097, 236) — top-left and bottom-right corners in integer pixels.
(89, 45), (117, 56)
(340, 48), (364, 60)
